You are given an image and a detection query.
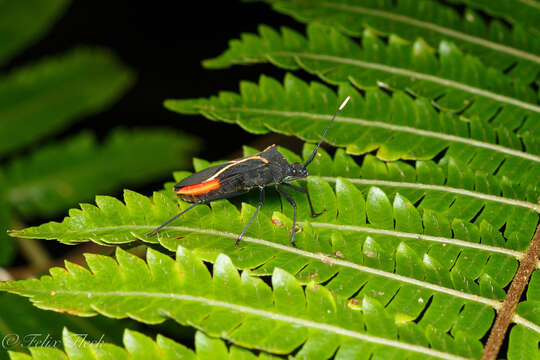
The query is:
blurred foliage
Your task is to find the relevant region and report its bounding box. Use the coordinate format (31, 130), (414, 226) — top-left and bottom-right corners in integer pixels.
(0, 0), (70, 65)
(0, 1), (199, 266)
(0, 1), (198, 357)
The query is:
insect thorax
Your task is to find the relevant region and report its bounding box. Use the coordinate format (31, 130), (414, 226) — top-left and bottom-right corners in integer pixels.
(259, 146), (307, 184)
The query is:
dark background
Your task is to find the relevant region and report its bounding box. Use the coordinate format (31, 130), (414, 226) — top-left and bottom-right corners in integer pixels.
(5, 0), (312, 270)
(3, 1), (309, 343)
(7, 0), (305, 163)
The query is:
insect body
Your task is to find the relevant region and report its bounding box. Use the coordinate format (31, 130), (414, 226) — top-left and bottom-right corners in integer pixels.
(147, 96), (351, 246)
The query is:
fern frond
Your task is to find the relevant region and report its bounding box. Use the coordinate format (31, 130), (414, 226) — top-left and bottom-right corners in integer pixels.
(204, 24), (540, 131)
(0, 47), (134, 156)
(445, 0), (540, 38)
(190, 143), (538, 244)
(1, 247), (487, 359)
(257, 0), (540, 84)
(165, 74), (540, 195)
(5, 129), (199, 218)
(11, 179), (540, 338)
(8, 328), (282, 360)
(0, 0), (69, 65)
(241, 143), (539, 243)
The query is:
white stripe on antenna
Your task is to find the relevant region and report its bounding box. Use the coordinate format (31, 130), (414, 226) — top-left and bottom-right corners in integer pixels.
(339, 96), (351, 110)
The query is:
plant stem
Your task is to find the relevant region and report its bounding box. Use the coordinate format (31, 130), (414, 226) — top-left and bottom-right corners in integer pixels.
(481, 223), (540, 360)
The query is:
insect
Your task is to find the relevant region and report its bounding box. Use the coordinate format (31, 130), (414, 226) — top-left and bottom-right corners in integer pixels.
(147, 96), (351, 246)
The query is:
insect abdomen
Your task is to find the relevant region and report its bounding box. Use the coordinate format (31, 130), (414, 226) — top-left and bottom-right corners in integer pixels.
(176, 179), (222, 203)
(177, 179), (220, 196)
(176, 176), (245, 203)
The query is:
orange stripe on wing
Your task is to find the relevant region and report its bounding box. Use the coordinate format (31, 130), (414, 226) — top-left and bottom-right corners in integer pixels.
(176, 179), (220, 195)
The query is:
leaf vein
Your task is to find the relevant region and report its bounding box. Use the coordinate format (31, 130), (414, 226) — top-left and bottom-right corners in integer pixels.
(64, 224), (503, 309)
(310, 1), (540, 64)
(276, 52), (540, 113)
(308, 221), (525, 259)
(26, 289), (470, 360)
(229, 107), (540, 162)
(320, 177), (540, 212)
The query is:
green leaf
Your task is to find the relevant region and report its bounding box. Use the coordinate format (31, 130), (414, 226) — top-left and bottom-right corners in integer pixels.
(1, 248), (486, 359)
(445, 0), (540, 38)
(203, 24), (540, 132)
(258, 0), (540, 84)
(0, 48), (135, 156)
(517, 270), (540, 332)
(9, 182), (535, 342)
(0, 0), (70, 65)
(282, 144), (538, 247)
(366, 187), (393, 230)
(5, 129), (199, 218)
(165, 74), (540, 202)
(506, 324), (540, 360)
(0, 293), (130, 360)
(512, 268), (540, 358)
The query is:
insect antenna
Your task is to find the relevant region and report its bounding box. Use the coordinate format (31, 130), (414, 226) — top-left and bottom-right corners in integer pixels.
(303, 96), (350, 168)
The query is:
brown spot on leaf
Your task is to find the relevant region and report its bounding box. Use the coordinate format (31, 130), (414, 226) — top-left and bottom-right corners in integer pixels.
(348, 298), (361, 310)
(289, 226), (303, 234)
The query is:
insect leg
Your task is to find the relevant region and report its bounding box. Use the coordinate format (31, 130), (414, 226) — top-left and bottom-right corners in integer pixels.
(281, 183), (325, 217)
(236, 186), (265, 247)
(276, 184), (298, 247)
(146, 201), (202, 237)
(278, 190), (284, 213)
(147, 190), (249, 237)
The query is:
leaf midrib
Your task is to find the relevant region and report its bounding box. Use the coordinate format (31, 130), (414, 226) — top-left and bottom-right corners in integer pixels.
(275, 52), (540, 113)
(42, 224), (503, 307)
(307, 221), (525, 259)
(22, 288), (468, 360)
(226, 107), (540, 162)
(319, 177), (540, 212)
(297, 0), (540, 64)
(27, 224), (540, 333)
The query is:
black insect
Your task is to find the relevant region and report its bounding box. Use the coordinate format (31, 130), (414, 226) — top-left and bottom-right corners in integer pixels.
(147, 96), (351, 246)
